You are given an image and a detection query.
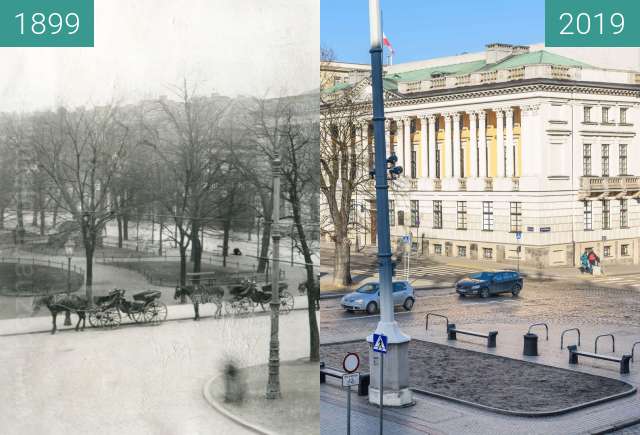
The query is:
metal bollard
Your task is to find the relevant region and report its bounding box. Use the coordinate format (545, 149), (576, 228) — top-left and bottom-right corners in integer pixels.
(447, 323), (457, 340)
(523, 333), (539, 356)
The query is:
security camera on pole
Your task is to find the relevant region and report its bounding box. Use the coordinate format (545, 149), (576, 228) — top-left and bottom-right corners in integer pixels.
(366, 0), (413, 408)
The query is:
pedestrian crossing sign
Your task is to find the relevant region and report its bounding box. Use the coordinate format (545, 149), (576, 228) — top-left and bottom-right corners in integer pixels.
(372, 333), (388, 353)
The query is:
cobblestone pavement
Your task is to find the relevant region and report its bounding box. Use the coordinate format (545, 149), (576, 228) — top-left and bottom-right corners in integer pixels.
(320, 276), (640, 434)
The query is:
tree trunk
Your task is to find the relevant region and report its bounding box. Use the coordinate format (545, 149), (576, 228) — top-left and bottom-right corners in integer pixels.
(116, 215), (123, 248)
(85, 240), (94, 305)
(0, 207), (4, 229)
(52, 204), (58, 226)
(179, 245), (187, 287)
(191, 222), (202, 283)
(158, 222), (163, 256)
(222, 220), (231, 267)
(39, 208), (45, 236)
(123, 214), (129, 240)
(292, 200), (319, 362)
(32, 205), (38, 226)
(333, 233), (352, 286)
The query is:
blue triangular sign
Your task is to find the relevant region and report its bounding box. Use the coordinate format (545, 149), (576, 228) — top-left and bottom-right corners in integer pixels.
(373, 333), (387, 353)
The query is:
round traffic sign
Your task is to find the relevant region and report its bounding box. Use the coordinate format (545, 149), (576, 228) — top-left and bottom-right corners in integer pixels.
(342, 352), (360, 373)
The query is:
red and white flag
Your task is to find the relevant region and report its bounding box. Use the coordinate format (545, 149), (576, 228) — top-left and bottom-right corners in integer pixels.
(382, 33), (394, 54)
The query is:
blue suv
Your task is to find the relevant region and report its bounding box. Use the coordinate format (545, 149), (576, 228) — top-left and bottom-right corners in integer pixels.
(455, 271), (523, 298)
(341, 281), (415, 314)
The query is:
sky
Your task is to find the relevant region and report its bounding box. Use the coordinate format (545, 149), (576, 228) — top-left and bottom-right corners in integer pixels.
(0, 0), (319, 113)
(321, 0), (545, 64)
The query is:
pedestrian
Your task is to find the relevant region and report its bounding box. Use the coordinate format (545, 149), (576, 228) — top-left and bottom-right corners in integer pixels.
(580, 249), (589, 274)
(587, 250), (598, 274)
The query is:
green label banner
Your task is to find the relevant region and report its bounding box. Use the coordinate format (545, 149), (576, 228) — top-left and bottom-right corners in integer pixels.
(546, 0), (640, 47)
(0, 0), (94, 47)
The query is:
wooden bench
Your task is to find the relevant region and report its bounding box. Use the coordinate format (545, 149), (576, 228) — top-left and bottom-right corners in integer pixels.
(447, 323), (498, 348)
(320, 362), (369, 396)
(567, 345), (631, 374)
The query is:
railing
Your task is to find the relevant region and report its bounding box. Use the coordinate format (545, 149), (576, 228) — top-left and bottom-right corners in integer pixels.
(404, 80), (422, 93)
(0, 256), (84, 275)
(580, 176), (640, 195)
(433, 179), (442, 191)
(426, 312), (449, 333)
(456, 74), (471, 86)
(480, 71), (497, 84)
(509, 67), (525, 81)
(431, 77), (446, 89)
(551, 65), (571, 80)
(561, 328), (581, 349)
(484, 177), (493, 191)
(595, 333), (615, 354)
(528, 322), (549, 341)
(512, 177), (520, 191)
(409, 179), (418, 190)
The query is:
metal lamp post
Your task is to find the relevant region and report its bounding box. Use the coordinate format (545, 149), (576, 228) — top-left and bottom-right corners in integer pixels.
(366, 0), (413, 407)
(266, 154), (282, 399)
(64, 239), (75, 326)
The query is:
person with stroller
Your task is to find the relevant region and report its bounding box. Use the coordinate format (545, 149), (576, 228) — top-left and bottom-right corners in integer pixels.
(580, 249), (590, 274)
(588, 249), (600, 275)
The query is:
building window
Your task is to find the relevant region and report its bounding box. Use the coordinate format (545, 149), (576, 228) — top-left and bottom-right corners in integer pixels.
(411, 149), (417, 179)
(584, 106), (591, 122)
(433, 200), (442, 229)
(619, 144), (628, 175)
(397, 210), (405, 227)
(620, 199), (628, 228)
(510, 202), (522, 233)
(601, 144), (609, 177)
(602, 200), (610, 230)
(434, 244), (442, 255)
(621, 244), (630, 256)
(410, 119), (416, 133)
(457, 246), (467, 257)
(584, 201), (592, 230)
(602, 107), (610, 123)
(482, 201), (494, 231)
(483, 248), (493, 259)
(583, 144), (591, 176)
(457, 201), (467, 230)
(410, 200), (419, 227)
(620, 107), (628, 124)
(389, 200), (395, 226)
(603, 246), (611, 257)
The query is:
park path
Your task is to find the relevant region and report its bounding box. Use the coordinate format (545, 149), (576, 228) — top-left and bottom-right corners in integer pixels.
(0, 309), (313, 435)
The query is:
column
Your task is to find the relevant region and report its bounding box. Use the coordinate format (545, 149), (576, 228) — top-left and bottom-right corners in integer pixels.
(496, 109), (505, 177)
(521, 104), (541, 177)
(420, 114), (428, 178)
(395, 118), (405, 173)
(505, 108), (514, 177)
(444, 114), (452, 178)
(478, 110), (487, 177)
(428, 115), (437, 178)
(469, 112), (478, 178)
(452, 113), (461, 178)
(403, 117), (412, 176)
(384, 119), (391, 157)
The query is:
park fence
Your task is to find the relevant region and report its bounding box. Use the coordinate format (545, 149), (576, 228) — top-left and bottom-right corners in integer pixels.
(0, 256), (84, 276)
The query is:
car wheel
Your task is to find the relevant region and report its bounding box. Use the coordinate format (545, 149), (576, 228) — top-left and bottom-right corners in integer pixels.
(480, 288), (490, 299)
(458, 293), (466, 298)
(511, 284), (521, 297)
(366, 301), (378, 315)
(403, 298), (414, 311)
(346, 309), (354, 313)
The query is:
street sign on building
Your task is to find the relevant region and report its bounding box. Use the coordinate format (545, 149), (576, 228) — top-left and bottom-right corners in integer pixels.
(515, 231), (522, 240)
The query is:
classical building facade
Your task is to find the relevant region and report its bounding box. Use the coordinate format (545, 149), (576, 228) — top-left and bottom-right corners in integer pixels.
(329, 43), (640, 267)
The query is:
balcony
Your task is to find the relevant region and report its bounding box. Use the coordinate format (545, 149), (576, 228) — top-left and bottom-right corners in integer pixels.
(579, 176), (640, 199)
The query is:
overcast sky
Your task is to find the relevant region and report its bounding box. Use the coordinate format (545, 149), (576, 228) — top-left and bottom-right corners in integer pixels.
(0, 0), (319, 113)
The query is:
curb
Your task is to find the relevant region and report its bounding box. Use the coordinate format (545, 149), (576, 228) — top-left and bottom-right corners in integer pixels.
(591, 416), (640, 434)
(202, 373), (276, 435)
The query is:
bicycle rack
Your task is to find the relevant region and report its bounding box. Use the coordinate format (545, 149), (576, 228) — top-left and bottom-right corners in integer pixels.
(426, 313), (449, 333)
(560, 328), (581, 349)
(632, 342), (640, 362)
(528, 322), (549, 341)
(593, 333), (615, 354)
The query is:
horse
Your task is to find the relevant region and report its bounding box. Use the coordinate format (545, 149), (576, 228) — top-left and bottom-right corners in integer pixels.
(32, 294), (89, 335)
(174, 284), (225, 320)
(298, 280), (320, 310)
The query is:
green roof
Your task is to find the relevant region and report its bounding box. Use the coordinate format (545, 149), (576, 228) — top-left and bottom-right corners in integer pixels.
(388, 50), (593, 84)
(321, 82), (353, 94)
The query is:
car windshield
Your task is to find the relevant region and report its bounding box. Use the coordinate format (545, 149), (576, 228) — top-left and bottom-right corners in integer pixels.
(356, 283), (378, 294)
(469, 272), (493, 280)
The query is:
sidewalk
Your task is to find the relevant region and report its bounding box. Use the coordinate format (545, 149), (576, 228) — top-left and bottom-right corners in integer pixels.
(321, 321), (640, 435)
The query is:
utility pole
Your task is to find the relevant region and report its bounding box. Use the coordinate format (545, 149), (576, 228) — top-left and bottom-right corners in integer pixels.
(367, 0), (412, 407)
(266, 154), (282, 399)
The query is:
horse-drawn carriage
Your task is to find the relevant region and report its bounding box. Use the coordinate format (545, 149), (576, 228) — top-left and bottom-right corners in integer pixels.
(88, 289), (168, 328)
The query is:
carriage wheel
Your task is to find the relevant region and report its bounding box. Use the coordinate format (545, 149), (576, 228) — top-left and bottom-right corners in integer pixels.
(279, 292), (294, 314)
(233, 298), (254, 316)
(144, 302), (168, 325)
(132, 310), (146, 323)
(88, 310), (101, 328)
(100, 308), (121, 328)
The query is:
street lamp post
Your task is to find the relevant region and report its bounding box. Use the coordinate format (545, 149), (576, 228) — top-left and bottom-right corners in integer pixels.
(64, 239), (75, 326)
(366, 0), (413, 407)
(266, 154), (282, 399)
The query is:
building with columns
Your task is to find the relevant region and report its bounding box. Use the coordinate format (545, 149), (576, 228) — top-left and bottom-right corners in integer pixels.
(324, 43), (640, 267)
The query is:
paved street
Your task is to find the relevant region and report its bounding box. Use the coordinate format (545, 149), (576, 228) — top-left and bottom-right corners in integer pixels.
(0, 309), (313, 435)
(320, 247), (640, 434)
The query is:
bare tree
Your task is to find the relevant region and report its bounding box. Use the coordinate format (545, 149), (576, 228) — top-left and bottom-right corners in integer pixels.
(30, 105), (130, 303)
